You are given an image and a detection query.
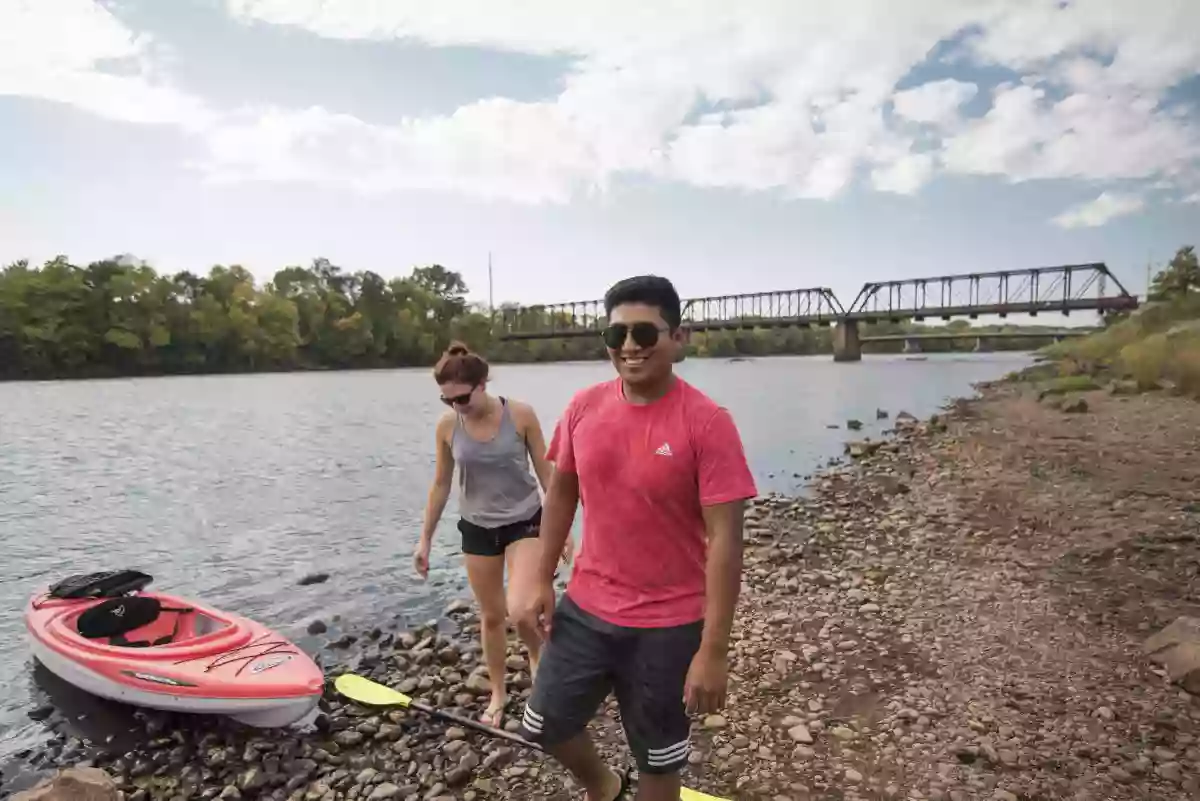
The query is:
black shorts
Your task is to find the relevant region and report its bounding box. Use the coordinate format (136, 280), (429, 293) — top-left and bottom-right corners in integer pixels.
(517, 594), (702, 775)
(458, 507), (542, 557)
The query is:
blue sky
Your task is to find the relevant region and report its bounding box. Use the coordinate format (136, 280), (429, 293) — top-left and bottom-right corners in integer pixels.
(1, 0), (1198, 312)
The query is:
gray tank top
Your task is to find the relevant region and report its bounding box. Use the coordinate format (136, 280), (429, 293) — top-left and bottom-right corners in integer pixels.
(451, 398), (541, 528)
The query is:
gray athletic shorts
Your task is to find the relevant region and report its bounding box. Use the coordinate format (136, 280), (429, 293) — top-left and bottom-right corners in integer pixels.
(517, 594), (703, 774)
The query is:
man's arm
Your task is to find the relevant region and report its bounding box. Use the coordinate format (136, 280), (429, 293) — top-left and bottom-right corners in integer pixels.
(684, 406), (757, 713)
(537, 395), (582, 580)
(698, 499), (745, 660)
(538, 468), (580, 581)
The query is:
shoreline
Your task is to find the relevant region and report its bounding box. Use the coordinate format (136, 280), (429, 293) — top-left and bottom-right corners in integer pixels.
(7, 377), (1200, 800)
(0, 349), (1035, 385)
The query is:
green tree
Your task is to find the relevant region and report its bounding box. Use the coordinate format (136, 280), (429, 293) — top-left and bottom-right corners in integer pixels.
(1149, 246), (1200, 301)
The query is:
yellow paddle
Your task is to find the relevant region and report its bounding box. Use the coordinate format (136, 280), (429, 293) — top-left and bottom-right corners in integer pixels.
(334, 674), (538, 749)
(334, 674), (730, 801)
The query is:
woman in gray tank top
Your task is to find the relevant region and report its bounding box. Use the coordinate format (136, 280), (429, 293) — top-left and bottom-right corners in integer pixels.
(413, 342), (575, 729)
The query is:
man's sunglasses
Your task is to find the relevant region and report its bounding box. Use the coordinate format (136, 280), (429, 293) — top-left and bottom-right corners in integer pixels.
(601, 322), (670, 350)
(440, 387), (476, 406)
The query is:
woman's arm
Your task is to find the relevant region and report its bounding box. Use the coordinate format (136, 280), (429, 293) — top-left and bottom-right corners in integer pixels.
(419, 414), (456, 549)
(514, 401), (553, 494)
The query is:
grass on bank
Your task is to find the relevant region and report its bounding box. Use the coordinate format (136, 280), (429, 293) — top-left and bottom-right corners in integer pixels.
(1013, 293), (1200, 399)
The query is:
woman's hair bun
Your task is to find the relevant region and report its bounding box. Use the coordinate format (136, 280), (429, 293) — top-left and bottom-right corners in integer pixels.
(445, 341), (470, 357)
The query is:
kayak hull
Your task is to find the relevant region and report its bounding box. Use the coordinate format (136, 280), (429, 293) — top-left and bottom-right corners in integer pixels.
(25, 588), (324, 728)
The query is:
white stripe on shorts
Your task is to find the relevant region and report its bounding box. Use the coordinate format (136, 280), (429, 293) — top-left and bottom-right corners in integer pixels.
(646, 738), (690, 767)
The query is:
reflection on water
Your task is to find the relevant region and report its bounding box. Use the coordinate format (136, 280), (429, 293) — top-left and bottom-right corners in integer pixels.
(0, 353), (1030, 761)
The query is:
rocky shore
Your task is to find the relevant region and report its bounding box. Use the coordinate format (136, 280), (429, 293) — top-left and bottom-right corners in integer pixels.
(9, 378), (1200, 800)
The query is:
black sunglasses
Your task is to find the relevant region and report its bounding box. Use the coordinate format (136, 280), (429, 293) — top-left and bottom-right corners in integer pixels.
(440, 387), (477, 406)
(601, 322), (670, 350)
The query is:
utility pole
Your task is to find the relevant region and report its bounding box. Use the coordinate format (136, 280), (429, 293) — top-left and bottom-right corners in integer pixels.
(488, 252), (495, 328)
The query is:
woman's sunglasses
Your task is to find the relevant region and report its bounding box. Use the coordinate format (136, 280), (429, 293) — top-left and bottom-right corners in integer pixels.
(440, 387), (476, 406)
(601, 322), (669, 350)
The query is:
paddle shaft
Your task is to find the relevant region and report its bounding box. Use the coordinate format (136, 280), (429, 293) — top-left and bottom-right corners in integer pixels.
(405, 698), (547, 752)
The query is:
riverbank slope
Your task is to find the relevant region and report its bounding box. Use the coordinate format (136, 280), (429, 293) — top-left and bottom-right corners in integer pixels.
(684, 378), (1200, 800)
(7, 378), (1200, 800)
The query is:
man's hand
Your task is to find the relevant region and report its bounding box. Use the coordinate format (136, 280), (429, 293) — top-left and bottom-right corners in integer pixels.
(514, 577), (557, 641)
(683, 649), (729, 715)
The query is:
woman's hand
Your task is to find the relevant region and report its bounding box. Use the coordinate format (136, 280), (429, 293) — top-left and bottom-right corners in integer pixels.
(413, 541), (432, 579)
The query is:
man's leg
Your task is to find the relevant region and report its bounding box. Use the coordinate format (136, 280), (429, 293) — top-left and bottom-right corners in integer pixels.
(613, 619), (703, 801)
(518, 597), (625, 801)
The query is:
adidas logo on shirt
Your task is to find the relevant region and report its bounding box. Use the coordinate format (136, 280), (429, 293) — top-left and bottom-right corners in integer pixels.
(655, 442), (673, 457)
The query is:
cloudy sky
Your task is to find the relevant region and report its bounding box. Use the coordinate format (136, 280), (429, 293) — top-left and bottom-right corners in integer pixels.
(2, 0), (1198, 309)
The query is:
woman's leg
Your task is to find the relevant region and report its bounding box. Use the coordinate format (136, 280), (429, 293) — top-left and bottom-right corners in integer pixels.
(506, 536), (546, 679)
(464, 552), (510, 725)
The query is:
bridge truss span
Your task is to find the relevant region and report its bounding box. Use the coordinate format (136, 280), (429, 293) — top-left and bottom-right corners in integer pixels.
(680, 287), (844, 331)
(845, 262), (1138, 322)
(497, 287), (845, 340)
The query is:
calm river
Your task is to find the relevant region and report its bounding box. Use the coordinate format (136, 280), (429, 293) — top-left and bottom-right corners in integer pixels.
(0, 353), (1030, 760)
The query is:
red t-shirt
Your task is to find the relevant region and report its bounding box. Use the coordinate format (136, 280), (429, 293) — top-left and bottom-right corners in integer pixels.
(546, 377), (758, 628)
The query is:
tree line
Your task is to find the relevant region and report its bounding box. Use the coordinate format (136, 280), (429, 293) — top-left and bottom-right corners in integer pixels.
(5, 251), (1189, 381)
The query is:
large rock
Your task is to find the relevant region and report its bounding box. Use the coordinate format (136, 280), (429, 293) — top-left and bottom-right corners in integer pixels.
(12, 767), (119, 801)
(844, 440), (882, 459)
(1144, 616), (1200, 693)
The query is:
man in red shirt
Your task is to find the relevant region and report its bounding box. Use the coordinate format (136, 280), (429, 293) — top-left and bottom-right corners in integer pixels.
(514, 275), (757, 801)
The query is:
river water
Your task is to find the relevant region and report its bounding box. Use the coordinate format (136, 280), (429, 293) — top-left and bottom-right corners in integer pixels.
(0, 353), (1030, 761)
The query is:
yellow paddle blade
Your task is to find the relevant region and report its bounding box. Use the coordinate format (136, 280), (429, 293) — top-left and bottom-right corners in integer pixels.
(680, 788), (729, 801)
(334, 674), (412, 708)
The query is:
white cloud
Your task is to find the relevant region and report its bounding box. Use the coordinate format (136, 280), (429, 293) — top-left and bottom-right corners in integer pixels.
(1051, 191), (1146, 229)
(872, 153), (936, 195)
(892, 79), (978, 127)
(0, 0), (213, 129)
(2, 0), (1199, 218)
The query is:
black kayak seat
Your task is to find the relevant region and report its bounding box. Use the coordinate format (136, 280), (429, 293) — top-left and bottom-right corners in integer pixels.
(76, 596), (194, 648)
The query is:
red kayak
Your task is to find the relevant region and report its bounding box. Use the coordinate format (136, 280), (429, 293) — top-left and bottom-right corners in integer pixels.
(25, 570), (324, 728)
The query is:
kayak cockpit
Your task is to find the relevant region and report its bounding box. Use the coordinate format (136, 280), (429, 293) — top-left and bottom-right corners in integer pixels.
(73, 595), (231, 648)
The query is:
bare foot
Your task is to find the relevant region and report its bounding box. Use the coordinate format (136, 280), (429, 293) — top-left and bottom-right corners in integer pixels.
(585, 766), (624, 801)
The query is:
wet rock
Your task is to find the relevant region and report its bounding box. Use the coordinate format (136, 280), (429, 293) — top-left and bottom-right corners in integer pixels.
(12, 767), (119, 801)
(845, 440), (882, 459)
(847, 419), (864, 431)
(27, 704), (55, 722)
(298, 572), (330, 586)
(445, 599), (472, 616)
(1062, 397), (1089, 413)
(306, 619), (328, 635)
(1144, 617), (1200, 693)
(787, 724), (814, 744)
(368, 783), (403, 800)
(334, 730), (365, 748)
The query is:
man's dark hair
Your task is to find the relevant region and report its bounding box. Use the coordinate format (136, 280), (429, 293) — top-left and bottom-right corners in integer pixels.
(603, 275), (682, 330)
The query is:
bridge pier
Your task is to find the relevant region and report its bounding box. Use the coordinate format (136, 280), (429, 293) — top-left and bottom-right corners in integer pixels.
(973, 337), (983, 352)
(833, 319), (861, 362)
(902, 338), (921, 354)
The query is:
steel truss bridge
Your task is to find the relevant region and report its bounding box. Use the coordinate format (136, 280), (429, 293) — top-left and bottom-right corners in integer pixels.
(494, 263), (1137, 361)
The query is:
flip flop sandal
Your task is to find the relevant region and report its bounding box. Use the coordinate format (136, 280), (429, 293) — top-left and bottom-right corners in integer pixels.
(480, 701), (505, 728)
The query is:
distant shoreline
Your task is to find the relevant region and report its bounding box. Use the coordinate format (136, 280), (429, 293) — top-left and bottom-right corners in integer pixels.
(0, 346), (1047, 385)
